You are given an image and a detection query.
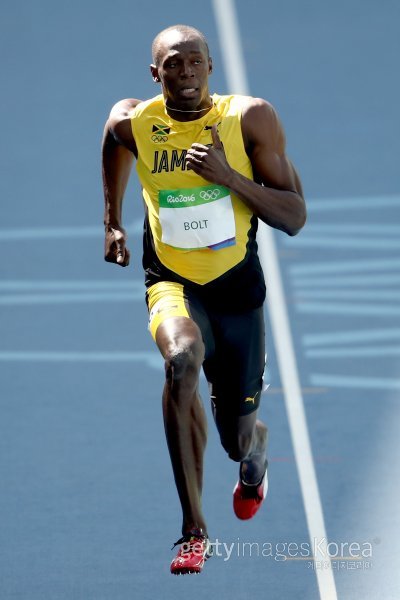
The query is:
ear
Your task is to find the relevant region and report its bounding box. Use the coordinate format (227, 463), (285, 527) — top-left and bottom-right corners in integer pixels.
(208, 57), (213, 75)
(150, 64), (160, 83)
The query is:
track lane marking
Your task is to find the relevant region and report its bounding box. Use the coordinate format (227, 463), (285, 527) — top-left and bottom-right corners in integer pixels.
(212, 1), (338, 597)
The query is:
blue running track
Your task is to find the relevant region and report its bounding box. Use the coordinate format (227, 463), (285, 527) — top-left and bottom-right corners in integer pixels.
(1, 1), (399, 598)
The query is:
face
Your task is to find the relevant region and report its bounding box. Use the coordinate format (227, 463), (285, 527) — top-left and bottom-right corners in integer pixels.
(150, 31), (212, 112)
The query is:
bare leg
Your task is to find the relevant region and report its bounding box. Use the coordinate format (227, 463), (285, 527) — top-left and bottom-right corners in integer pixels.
(157, 317), (208, 535)
(211, 397), (268, 483)
(239, 418), (268, 484)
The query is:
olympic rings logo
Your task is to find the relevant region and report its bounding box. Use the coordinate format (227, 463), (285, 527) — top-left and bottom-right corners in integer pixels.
(151, 134), (168, 143)
(200, 189), (221, 201)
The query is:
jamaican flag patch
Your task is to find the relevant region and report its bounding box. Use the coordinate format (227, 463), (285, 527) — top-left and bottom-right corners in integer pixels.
(151, 124), (171, 143)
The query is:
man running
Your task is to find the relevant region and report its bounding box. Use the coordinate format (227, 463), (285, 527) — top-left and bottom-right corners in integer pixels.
(101, 24), (306, 575)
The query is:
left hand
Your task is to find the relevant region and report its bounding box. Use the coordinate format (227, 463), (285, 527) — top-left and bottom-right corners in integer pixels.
(185, 125), (233, 186)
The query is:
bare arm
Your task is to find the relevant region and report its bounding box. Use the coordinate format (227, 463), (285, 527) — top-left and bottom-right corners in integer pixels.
(102, 99), (139, 266)
(185, 98), (306, 236)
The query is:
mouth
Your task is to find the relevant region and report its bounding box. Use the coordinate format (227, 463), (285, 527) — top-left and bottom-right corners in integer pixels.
(179, 87), (198, 98)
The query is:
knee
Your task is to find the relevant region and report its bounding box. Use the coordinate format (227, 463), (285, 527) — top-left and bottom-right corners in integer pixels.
(164, 337), (204, 383)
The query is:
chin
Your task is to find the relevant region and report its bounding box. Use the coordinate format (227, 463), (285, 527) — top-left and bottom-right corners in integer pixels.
(177, 95), (200, 108)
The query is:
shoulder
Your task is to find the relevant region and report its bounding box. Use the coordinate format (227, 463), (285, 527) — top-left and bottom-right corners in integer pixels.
(240, 97), (284, 152)
(107, 98), (141, 147)
(241, 97), (280, 130)
(109, 98), (141, 121)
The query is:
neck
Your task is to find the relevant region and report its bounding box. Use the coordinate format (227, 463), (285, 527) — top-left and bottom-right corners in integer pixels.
(164, 97), (213, 119)
(165, 104), (212, 114)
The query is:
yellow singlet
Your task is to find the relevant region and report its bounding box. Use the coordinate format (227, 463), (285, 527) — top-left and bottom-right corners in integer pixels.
(130, 93), (257, 286)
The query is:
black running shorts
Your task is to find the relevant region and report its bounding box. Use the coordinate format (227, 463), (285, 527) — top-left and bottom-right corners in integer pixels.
(146, 281), (266, 416)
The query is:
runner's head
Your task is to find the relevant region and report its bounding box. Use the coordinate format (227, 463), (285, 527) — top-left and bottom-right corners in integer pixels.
(150, 25), (213, 115)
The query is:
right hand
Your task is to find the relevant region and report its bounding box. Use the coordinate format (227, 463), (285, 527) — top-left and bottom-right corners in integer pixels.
(104, 226), (130, 267)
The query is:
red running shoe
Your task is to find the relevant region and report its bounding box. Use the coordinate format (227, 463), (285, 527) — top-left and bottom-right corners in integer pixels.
(170, 529), (213, 575)
(233, 469), (268, 520)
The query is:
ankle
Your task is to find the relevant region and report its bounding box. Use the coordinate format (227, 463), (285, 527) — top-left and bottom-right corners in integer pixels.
(240, 456), (268, 485)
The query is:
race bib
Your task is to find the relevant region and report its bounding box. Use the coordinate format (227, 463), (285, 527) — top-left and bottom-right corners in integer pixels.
(158, 184), (236, 250)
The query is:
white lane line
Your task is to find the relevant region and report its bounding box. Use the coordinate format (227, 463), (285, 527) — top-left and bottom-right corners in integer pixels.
(305, 195), (400, 211)
(310, 374), (400, 391)
(295, 289), (400, 300)
(211, 0), (250, 93)
(0, 279), (144, 305)
(282, 236), (400, 250)
(0, 292), (142, 305)
(296, 302), (400, 316)
(292, 273), (400, 287)
(290, 257), (400, 275)
(0, 351), (162, 370)
(0, 219), (143, 241)
(303, 223), (400, 234)
(306, 346), (400, 358)
(303, 328), (400, 347)
(212, 2), (337, 598)
(258, 226), (338, 599)
(0, 280), (143, 291)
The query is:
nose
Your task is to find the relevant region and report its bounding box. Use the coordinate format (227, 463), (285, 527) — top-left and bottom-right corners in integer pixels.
(180, 60), (194, 78)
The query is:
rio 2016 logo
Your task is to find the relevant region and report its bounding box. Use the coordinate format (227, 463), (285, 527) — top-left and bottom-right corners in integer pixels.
(167, 194), (195, 204)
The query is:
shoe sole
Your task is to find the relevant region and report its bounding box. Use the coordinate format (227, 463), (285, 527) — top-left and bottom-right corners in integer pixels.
(170, 541), (213, 575)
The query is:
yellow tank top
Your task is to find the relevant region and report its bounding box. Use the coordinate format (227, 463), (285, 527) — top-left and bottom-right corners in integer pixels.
(130, 93), (255, 285)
